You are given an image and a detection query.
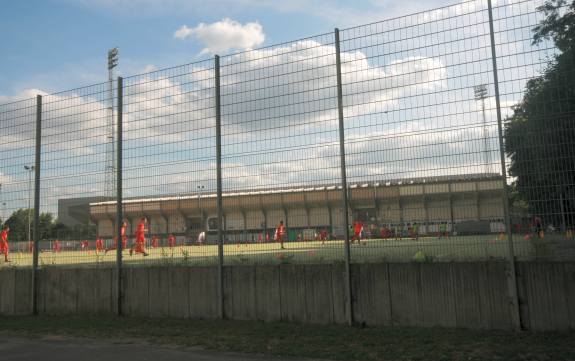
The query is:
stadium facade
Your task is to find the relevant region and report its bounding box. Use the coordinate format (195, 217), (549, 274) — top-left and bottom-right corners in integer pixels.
(88, 175), (505, 240)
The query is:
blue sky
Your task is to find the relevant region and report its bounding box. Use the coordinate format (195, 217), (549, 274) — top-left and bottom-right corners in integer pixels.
(0, 0), (454, 98)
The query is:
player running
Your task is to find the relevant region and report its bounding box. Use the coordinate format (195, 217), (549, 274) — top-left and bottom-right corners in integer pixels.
(1, 225), (10, 262)
(276, 221), (286, 249)
(130, 217), (149, 257)
(105, 221), (128, 254)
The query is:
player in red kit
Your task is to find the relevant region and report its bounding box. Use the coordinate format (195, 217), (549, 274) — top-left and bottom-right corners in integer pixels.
(96, 237), (104, 253)
(106, 221), (128, 254)
(53, 239), (61, 252)
(151, 235), (159, 248)
(1, 225), (10, 262)
(352, 220), (363, 245)
(130, 217), (149, 256)
(320, 229), (328, 245)
(276, 220), (286, 249)
(168, 234), (176, 248)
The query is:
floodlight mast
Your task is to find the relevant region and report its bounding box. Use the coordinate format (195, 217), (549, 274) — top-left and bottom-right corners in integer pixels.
(474, 84), (491, 174)
(106, 48), (119, 198)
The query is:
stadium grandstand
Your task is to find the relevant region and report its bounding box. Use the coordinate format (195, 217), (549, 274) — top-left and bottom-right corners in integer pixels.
(87, 174), (505, 242)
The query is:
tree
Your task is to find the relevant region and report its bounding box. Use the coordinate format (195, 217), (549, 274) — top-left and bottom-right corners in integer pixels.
(505, 0), (575, 229)
(3, 209), (96, 242)
(4, 209), (56, 243)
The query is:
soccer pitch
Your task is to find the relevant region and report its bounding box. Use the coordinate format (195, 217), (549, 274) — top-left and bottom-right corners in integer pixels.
(0, 234), (547, 269)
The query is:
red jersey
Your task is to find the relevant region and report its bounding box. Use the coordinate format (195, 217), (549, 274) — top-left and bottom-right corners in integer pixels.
(121, 225), (126, 237)
(136, 222), (145, 236)
(278, 224), (286, 236)
(168, 235), (176, 247)
(1, 230), (8, 243)
(96, 238), (104, 250)
(354, 221), (363, 234)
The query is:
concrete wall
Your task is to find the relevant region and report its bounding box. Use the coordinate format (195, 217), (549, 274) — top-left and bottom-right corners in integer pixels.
(1, 262), (573, 331)
(0, 269), (33, 315)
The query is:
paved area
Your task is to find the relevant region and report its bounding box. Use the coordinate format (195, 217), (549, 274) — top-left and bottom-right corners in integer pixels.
(0, 336), (318, 361)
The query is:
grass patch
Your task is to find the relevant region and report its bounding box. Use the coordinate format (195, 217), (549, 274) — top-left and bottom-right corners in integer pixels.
(1, 235), (547, 269)
(0, 316), (573, 360)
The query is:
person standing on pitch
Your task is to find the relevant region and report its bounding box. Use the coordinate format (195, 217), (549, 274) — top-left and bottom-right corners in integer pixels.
(130, 217), (149, 256)
(276, 220), (286, 249)
(168, 233), (176, 248)
(96, 237), (104, 253)
(197, 230), (205, 245)
(1, 225), (10, 262)
(151, 235), (159, 248)
(352, 220), (363, 245)
(53, 239), (61, 253)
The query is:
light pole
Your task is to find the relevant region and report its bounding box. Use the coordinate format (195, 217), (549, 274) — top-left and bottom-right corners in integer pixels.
(474, 84), (491, 174)
(106, 47), (119, 198)
(24, 165), (35, 243)
(197, 185), (205, 229)
(0, 183), (5, 224)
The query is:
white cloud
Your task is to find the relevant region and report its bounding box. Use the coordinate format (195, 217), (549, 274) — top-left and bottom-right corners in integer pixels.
(174, 18), (265, 54)
(174, 25), (193, 39)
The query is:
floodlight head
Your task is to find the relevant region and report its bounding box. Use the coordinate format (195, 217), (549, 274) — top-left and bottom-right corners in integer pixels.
(108, 47), (119, 70)
(108, 47), (118, 57)
(474, 84), (488, 100)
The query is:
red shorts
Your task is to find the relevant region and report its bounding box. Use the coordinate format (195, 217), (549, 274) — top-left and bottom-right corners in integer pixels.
(0, 241), (8, 254)
(134, 240), (146, 254)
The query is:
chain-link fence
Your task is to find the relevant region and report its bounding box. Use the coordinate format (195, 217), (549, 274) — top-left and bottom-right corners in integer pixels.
(0, 0), (573, 271)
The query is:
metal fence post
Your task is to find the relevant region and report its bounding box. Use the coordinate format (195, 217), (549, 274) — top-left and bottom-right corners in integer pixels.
(487, 0), (522, 330)
(116, 76), (124, 316)
(31, 94), (42, 315)
(215, 55), (225, 319)
(334, 28), (354, 326)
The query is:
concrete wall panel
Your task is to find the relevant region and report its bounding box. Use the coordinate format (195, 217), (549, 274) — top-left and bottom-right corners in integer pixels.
(254, 266), (281, 321)
(288, 208), (308, 228)
(309, 207), (329, 227)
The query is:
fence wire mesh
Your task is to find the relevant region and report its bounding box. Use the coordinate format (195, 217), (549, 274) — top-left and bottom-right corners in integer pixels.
(0, 97), (36, 266)
(39, 83), (113, 267)
(219, 33), (346, 265)
(120, 60), (217, 266)
(0, 0), (573, 269)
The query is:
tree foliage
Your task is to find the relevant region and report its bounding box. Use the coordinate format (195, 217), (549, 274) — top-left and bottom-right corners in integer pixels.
(505, 0), (575, 226)
(3, 209), (96, 242)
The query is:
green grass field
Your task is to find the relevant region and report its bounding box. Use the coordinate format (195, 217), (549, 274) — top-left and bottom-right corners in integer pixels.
(1, 234), (562, 268)
(1, 316), (574, 361)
